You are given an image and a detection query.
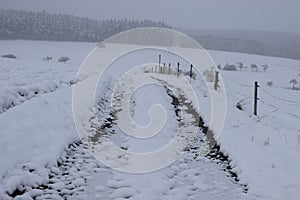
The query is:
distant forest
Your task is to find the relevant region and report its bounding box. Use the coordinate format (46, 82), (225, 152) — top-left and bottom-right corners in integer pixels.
(1, 9), (300, 61)
(0, 9), (171, 42)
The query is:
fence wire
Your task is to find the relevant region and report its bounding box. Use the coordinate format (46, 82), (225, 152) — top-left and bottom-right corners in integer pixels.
(260, 87), (300, 105)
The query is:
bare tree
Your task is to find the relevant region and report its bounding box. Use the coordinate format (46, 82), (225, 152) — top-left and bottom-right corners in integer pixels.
(262, 64), (269, 72)
(237, 62), (243, 71)
(289, 79), (298, 89)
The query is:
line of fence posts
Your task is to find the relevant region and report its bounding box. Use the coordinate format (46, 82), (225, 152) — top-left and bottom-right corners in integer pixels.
(157, 54), (260, 116)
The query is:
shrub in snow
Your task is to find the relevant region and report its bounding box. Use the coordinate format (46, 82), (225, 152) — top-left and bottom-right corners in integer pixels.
(262, 64), (269, 72)
(58, 56), (70, 63)
(1, 54), (17, 59)
(223, 63), (237, 71)
(264, 138), (270, 146)
(43, 56), (53, 61)
(266, 81), (274, 87)
(251, 64), (258, 72)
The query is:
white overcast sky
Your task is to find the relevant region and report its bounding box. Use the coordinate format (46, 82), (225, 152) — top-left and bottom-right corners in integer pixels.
(1, 0), (299, 33)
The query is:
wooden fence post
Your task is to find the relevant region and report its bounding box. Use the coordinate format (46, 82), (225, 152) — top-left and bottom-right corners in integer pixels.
(214, 71), (219, 90)
(177, 62), (180, 77)
(190, 64), (193, 78)
(254, 81), (259, 116)
(159, 54), (161, 68)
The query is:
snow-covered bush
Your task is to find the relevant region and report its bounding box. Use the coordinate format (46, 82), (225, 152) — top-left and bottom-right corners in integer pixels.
(251, 64), (258, 72)
(43, 56), (53, 61)
(58, 56), (70, 63)
(266, 81), (274, 87)
(262, 64), (269, 72)
(223, 63), (237, 71)
(1, 54), (17, 59)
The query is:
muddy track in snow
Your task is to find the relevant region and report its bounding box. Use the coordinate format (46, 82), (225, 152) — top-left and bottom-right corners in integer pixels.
(90, 76), (249, 194)
(161, 79), (248, 193)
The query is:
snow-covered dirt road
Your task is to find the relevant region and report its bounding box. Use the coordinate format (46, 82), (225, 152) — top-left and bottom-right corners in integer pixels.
(3, 68), (251, 200)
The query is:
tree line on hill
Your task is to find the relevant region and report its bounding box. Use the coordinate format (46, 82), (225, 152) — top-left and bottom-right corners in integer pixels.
(0, 9), (171, 42)
(1, 9), (300, 61)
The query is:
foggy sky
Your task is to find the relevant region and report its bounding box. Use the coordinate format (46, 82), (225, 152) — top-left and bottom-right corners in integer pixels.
(1, 0), (299, 33)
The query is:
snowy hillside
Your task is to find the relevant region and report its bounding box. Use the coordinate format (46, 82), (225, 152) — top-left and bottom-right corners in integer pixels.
(0, 40), (299, 200)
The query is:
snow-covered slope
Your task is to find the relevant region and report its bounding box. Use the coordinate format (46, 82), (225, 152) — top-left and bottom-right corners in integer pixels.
(0, 41), (96, 197)
(209, 50), (300, 200)
(0, 40), (299, 200)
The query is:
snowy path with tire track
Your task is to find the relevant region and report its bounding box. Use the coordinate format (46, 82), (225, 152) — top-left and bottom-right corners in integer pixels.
(3, 70), (253, 200)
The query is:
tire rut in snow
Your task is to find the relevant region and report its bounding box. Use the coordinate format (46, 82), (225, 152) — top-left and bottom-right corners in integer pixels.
(164, 85), (249, 193)
(86, 82), (249, 199)
(90, 76), (248, 196)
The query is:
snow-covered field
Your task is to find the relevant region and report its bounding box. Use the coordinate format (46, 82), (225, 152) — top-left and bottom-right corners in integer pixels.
(0, 40), (299, 200)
